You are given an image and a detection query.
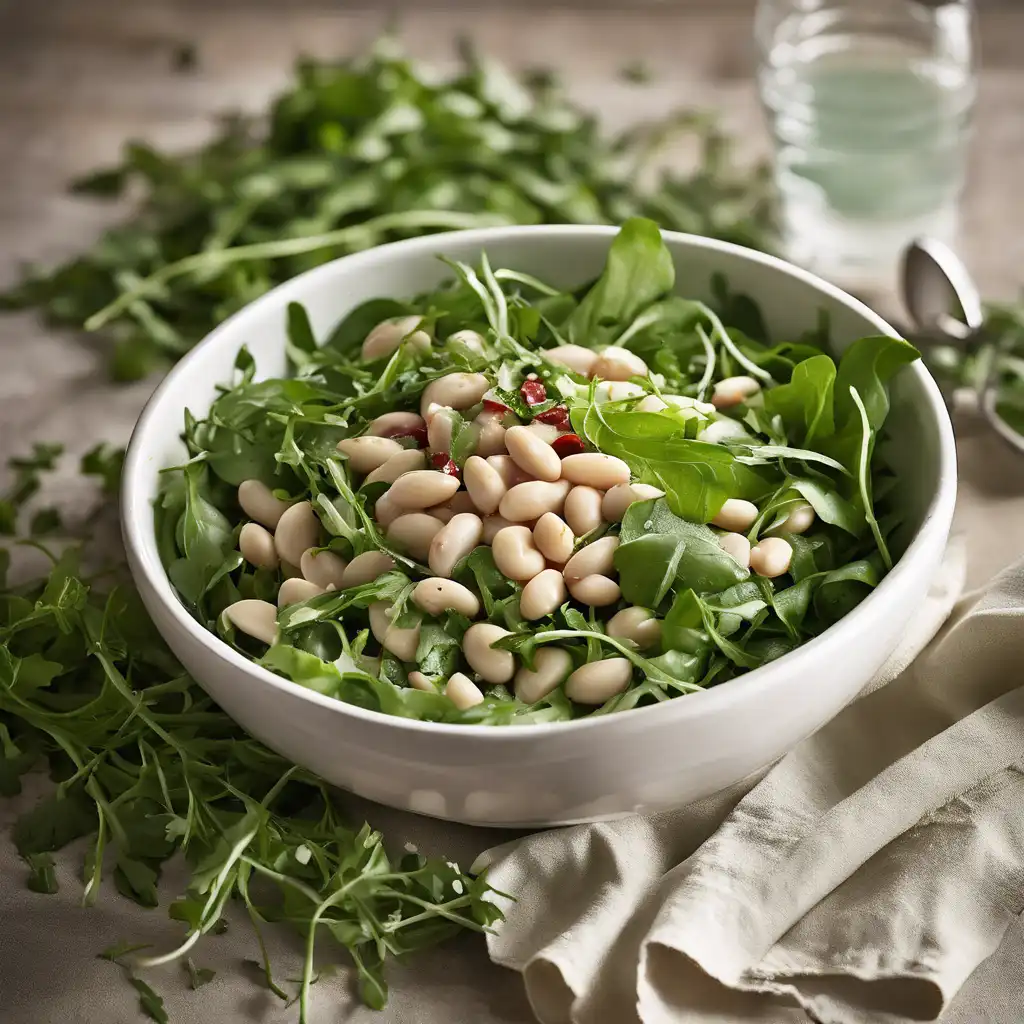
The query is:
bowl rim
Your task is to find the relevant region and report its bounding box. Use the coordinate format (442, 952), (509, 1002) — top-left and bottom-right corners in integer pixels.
(122, 224), (957, 739)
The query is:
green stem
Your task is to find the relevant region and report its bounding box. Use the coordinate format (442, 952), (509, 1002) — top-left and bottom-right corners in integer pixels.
(85, 210), (511, 332)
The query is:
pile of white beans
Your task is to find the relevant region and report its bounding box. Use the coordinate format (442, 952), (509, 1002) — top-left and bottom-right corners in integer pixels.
(221, 319), (817, 712)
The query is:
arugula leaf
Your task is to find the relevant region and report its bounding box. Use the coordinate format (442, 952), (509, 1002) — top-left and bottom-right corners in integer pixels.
(185, 958), (217, 990)
(81, 443), (126, 496)
(23, 852), (59, 894)
(574, 404), (769, 522)
(788, 476), (864, 537)
(763, 354), (836, 444)
(566, 217), (675, 347)
(833, 335), (920, 433)
(0, 442), (63, 535)
(616, 499), (749, 602)
(129, 975), (169, 1024)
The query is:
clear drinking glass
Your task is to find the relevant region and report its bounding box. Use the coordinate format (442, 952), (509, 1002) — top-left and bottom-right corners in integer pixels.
(755, 0), (977, 291)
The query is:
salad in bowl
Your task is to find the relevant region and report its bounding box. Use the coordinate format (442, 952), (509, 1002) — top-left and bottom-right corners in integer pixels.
(157, 218), (920, 726)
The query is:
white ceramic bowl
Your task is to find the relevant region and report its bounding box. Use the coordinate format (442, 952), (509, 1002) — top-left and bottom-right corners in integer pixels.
(122, 226), (956, 827)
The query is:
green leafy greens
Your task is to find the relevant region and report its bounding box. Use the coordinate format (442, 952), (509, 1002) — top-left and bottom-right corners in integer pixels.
(159, 217), (919, 725)
(0, 546), (502, 1022)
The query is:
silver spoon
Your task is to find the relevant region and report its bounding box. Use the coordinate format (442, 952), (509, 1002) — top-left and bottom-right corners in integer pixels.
(901, 237), (983, 341)
(900, 238), (1022, 452)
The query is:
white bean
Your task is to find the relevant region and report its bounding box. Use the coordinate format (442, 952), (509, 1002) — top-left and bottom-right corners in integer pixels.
(563, 535), (619, 582)
(238, 479), (293, 530)
(239, 522), (279, 569)
(565, 659), (633, 704)
(533, 513), (574, 564)
(749, 537), (793, 578)
(771, 503), (816, 536)
(505, 425), (561, 482)
(446, 328), (486, 354)
(481, 515), (514, 544)
(474, 412), (509, 458)
(342, 551), (396, 588)
(374, 491), (402, 528)
(274, 501), (321, 567)
(514, 646), (573, 704)
(498, 479), (571, 522)
(413, 578), (480, 618)
(462, 623), (515, 684)
(407, 670), (435, 692)
(594, 381), (646, 403)
(277, 577), (325, 608)
(364, 448), (426, 486)
(224, 599), (277, 646)
(362, 316), (430, 362)
(712, 375), (762, 410)
(590, 345), (648, 382)
(601, 483), (664, 523)
(388, 470), (462, 510)
(427, 407), (459, 453)
(544, 344), (598, 376)
(568, 574), (621, 606)
(718, 532), (751, 569)
(423, 401), (446, 424)
(486, 454), (528, 489)
(519, 568), (567, 620)
(387, 513), (444, 561)
(560, 453), (631, 489)
(419, 373), (490, 419)
(712, 498), (759, 532)
(300, 548), (347, 589)
(564, 485), (604, 537)
(336, 436), (404, 475)
(607, 607), (661, 649)
(445, 672), (484, 709)
(463, 456), (507, 516)
(664, 394), (717, 416)
(428, 512), (483, 577)
(637, 395), (669, 413)
(369, 601), (421, 661)
(699, 418), (752, 444)
(367, 410), (425, 438)
(492, 526), (546, 581)
(525, 420), (561, 444)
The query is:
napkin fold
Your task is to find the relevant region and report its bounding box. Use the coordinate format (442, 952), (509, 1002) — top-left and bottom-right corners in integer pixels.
(479, 537), (1024, 1024)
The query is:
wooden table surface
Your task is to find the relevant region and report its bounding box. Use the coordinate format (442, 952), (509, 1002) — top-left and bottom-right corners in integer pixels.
(0, 3), (1023, 1022)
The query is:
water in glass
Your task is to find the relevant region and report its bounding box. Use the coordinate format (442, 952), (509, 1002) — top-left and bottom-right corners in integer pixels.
(756, 0), (976, 290)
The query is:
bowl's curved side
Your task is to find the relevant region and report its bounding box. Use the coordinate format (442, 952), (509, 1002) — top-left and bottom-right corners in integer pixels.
(122, 226), (956, 826)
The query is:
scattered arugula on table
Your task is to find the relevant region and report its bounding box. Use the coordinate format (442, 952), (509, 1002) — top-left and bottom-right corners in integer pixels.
(1, 538), (502, 1023)
(0, 36), (775, 382)
(163, 217), (919, 722)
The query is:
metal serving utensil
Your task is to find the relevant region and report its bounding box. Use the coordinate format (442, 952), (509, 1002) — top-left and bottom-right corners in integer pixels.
(900, 237), (1024, 453)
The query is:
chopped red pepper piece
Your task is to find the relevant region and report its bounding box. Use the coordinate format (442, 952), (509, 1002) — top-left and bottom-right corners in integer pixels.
(430, 452), (460, 477)
(552, 433), (586, 458)
(482, 398), (511, 415)
(520, 378), (547, 406)
(534, 404), (570, 430)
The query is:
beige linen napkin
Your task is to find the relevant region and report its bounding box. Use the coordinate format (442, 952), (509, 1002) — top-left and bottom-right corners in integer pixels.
(478, 536), (1024, 1024)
